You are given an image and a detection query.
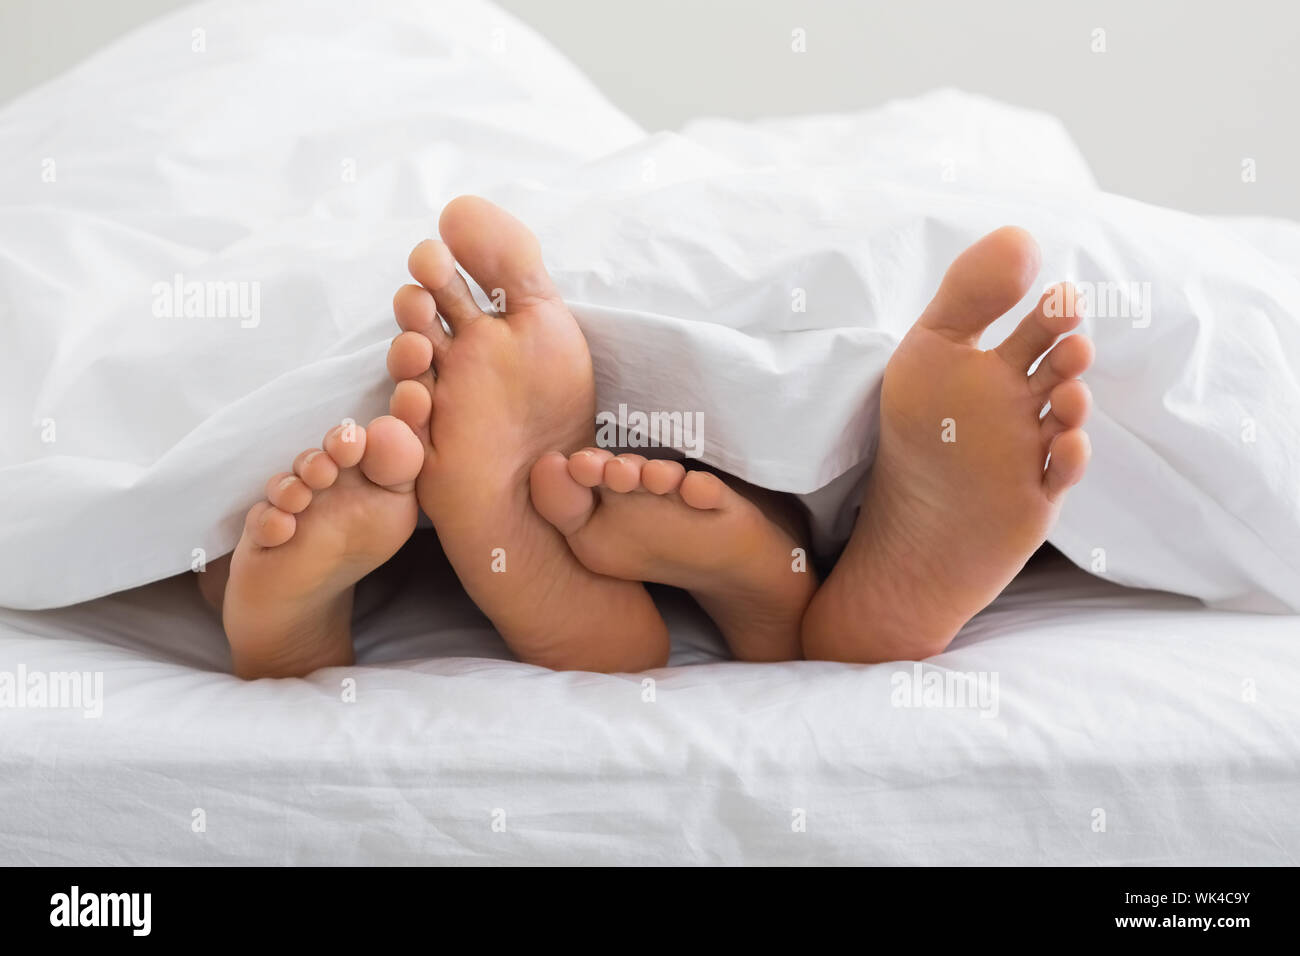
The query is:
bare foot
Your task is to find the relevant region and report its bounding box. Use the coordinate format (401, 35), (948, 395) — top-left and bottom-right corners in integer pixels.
(211, 416), (424, 678)
(385, 196), (669, 672)
(530, 450), (816, 661)
(802, 227), (1094, 662)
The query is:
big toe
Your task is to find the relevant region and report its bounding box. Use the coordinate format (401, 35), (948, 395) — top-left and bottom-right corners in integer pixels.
(530, 452), (596, 536)
(919, 226), (1041, 344)
(358, 416), (424, 490)
(438, 195), (559, 310)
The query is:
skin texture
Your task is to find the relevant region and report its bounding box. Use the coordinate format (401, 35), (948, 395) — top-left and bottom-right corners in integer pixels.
(801, 226), (1094, 663)
(203, 213), (1090, 677)
(529, 449), (817, 661)
(385, 196), (670, 672)
(203, 415), (425, 678)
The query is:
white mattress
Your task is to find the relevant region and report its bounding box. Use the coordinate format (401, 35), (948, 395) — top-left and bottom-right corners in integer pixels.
(1, 543), (1295, 865)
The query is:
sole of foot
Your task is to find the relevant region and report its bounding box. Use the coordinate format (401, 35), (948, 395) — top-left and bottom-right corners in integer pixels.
(215, 415), (424, 678)
(385, 195), (669, 672)
(801, 226), (1094, 662)
(530, 449), (816, 661)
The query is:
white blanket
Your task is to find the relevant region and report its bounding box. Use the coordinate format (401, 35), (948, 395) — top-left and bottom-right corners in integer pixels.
(1, 0), (1298, 614)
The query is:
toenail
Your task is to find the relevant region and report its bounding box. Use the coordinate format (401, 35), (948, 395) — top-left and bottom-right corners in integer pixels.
(277, 476), (297, 490)
(303, 451), (320, 465)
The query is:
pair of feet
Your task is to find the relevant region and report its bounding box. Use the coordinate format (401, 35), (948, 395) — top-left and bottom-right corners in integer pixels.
(200, 198), (1093, 678)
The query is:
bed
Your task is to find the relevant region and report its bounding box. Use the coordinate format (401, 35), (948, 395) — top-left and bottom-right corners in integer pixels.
(1, 0), (1298, 866)
(2, 545), (1295, 865)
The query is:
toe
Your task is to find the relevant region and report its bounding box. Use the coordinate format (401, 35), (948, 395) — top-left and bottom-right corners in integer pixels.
(919, 226), (1041, 345)
(1039, 380), (1091, 453)
(995, 282), (1084, 372)
(1029, 332), (1095, 395)
(679, 471), (727, 510)
(322, 420), (367, 469)
(1047, 379), (1092, 429)
(293, 448), (339, 491)
(264, 473), (311, 514)
(408, 238), (483, 333)
(438, 195), (561, 314)
(1043, 429), (1091, 501)
(358, 415), (425, 491)
(358, 416), (423, 489)
(387, 331), (434, 381)
(245, 501), (295, 548)
(603, 455), (646, 493)
(389, 377), (434, 443)
(393, 284), (451, 356)
(530, 452), (596, 536)
(568, 447), (613, 487)
(641, 459), (686, 495)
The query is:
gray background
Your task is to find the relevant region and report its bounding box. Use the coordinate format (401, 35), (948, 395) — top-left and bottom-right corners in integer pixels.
(1, 0), (1296, 217)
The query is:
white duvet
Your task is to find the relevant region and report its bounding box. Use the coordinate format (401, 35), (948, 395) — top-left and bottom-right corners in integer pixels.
(1, 0), (1299, 618)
